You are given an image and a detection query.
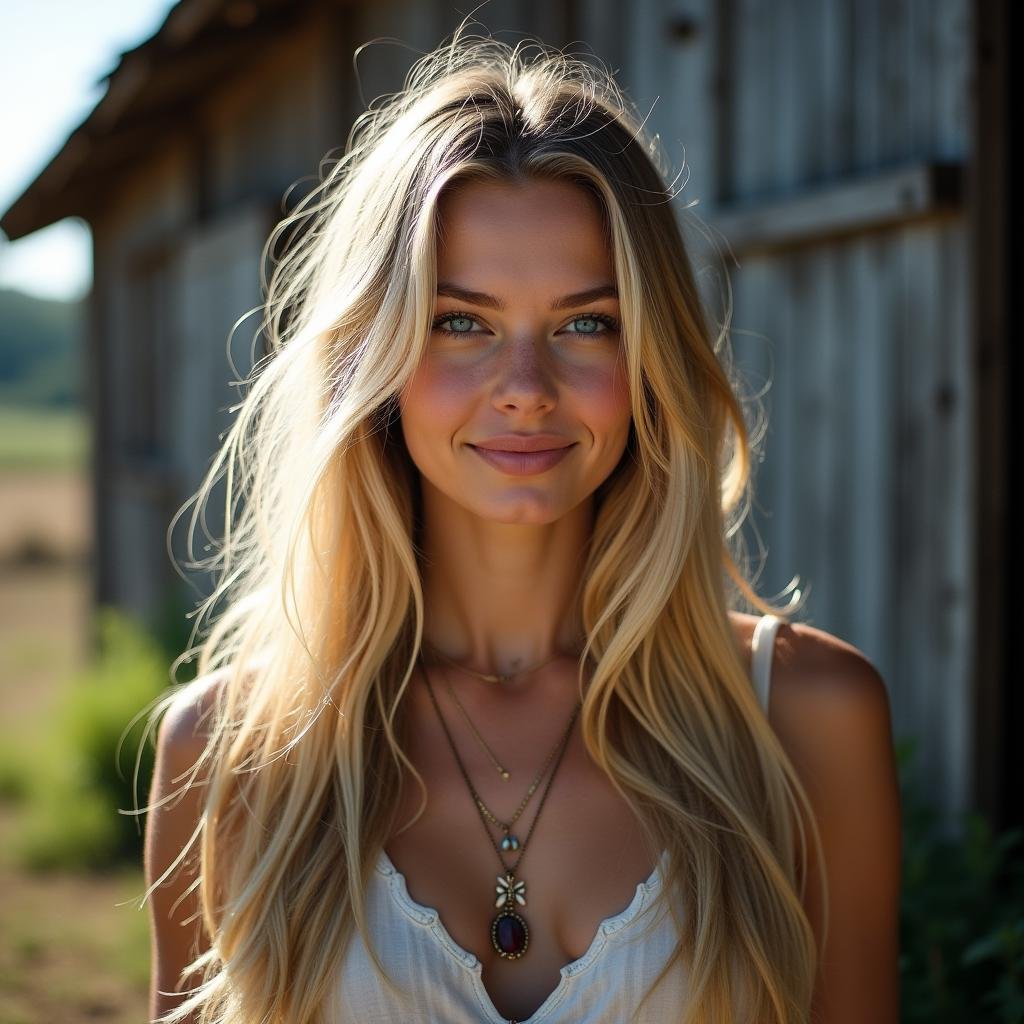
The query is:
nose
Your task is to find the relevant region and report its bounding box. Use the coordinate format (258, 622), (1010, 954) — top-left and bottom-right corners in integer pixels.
(490, 337), (558, 415)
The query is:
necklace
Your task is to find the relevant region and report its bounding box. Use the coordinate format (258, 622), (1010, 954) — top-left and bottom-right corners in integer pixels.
(421, 633), (586, 684)
(434, 662), (514, 781)
(422, 660), (581, 960)
(421, 630), (585, 782)
(424, 659), (581, 851)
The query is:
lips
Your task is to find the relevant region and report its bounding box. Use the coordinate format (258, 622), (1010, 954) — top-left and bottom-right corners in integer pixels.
(472, 434), (574, 453)
(469, 442), (576, 476)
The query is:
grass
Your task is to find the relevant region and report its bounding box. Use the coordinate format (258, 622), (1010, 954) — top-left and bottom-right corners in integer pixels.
(0, 405), (89, 471)
(0, 493), (151, 1023)
(0, 828), (152, 1023)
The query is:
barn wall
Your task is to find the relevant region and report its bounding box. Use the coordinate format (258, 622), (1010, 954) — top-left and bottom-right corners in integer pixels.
(92, 8), (352, 622)
(604, 0), (973, 817)
(201, 16), (341, 211)
(91, 142), (195, 621)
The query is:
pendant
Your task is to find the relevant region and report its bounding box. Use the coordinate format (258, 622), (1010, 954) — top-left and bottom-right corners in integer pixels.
(491, 871), (529, 959)
(500, 833), (520, 851)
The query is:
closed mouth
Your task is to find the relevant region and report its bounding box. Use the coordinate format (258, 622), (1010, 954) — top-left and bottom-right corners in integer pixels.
(470, 443), (574, 453)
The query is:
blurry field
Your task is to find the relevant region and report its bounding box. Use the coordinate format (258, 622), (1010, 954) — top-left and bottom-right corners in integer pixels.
(0, 406), (89, 472)
(0, 440), (151, 1021)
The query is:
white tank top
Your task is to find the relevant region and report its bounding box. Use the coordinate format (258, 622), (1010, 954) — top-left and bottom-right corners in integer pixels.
(327, 614), (783, 1023)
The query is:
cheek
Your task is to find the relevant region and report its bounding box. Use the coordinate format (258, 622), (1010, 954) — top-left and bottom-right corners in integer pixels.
(402, 362), (463, 421)
(569, 358), (632, 436)
(398, 359), (482, 455)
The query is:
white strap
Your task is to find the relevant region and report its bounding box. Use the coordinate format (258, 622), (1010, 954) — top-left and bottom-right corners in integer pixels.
(750, 614), (782, 714)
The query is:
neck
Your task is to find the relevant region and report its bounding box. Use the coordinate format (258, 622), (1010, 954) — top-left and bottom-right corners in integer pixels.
(417, 479), (592, 678)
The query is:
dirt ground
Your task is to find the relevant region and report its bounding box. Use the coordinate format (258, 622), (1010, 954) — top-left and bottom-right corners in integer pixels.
(0, 469), (90, 564)
(0, 809), (151, 1024)
(0, 468), (150, 1024)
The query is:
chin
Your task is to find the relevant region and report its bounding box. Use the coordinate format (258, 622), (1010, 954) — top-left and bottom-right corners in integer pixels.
(473, 494), (571, 525)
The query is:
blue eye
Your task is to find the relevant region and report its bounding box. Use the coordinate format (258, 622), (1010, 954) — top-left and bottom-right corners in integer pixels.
(430, 311), (620, 337)
(561, 313), (620, 335)
(431, 312), (482, 335)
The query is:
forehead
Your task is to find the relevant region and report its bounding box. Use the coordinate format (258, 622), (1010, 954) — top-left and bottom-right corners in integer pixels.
(434, 178), (613, 288)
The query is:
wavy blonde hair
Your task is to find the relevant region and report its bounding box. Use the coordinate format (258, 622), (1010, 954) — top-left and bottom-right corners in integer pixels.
(139, 20), (824, 1024)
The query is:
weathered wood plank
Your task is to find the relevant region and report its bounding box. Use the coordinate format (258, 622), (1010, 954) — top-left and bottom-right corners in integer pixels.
(711, 161), (963, 255)
(846, 233), (895, 683)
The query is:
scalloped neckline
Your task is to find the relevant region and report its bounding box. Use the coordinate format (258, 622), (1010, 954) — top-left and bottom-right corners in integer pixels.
(376, 847), (668, 1023)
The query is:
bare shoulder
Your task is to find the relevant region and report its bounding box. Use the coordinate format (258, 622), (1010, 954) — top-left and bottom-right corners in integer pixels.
(768, 620), (893, 748)
(729, 610), (889, 722)
(146, 669), (235, 1019)
(767, 622), (902, 1019)
(158, 669), (231, 758)
(728, 611), (889, 715)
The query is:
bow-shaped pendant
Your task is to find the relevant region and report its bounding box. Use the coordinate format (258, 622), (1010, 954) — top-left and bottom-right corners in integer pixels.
(495, 871), (527, 908)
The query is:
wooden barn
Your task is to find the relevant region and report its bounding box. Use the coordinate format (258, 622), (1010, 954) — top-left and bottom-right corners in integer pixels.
(1, 0), (1013, 832)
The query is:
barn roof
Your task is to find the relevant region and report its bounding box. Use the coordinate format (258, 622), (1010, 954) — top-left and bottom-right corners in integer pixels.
(1, 0), (310, 241)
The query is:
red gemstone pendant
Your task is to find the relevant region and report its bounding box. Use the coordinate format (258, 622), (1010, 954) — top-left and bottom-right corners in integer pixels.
(491, 909), (529, 958)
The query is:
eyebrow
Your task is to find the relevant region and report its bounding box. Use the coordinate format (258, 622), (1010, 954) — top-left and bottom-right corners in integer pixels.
(435, 282), (619, 312)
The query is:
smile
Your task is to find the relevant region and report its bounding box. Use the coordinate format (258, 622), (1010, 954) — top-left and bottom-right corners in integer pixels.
(468, 444), (576, 475)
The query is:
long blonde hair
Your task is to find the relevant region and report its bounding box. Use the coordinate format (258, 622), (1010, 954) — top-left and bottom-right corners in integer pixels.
(141, 21), (824, 1024)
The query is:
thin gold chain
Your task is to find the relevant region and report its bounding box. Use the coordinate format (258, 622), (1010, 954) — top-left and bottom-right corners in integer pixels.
(436, 668), (513, 780)
(433, 664), (578, 829)
(423, 658), (580, 837)
(421, 637), (585, 780)
(422, 660), (580, 876)
(421, 634), (586, 684)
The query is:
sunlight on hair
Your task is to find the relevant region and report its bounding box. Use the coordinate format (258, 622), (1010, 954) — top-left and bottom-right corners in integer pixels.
(133, 16), (822, 1024)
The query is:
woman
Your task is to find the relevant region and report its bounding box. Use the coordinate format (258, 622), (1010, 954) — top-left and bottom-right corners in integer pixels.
(143, 24), (901, 1024)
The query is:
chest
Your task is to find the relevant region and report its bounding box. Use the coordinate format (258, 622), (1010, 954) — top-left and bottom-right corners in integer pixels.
(384, 680), (663, 1021)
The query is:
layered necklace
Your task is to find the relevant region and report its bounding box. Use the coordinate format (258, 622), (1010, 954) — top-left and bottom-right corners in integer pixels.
(419, 638), (584, 961)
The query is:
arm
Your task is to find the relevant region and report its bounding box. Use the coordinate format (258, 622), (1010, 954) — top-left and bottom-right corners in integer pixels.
(144, 675), (223, 1023)
(773, 626), (902, 1024)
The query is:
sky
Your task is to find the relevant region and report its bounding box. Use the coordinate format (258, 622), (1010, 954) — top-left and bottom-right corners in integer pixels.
(0, 0), (180, 302)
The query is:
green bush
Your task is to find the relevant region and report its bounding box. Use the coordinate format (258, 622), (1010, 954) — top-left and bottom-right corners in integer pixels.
(12, 783), (121, 872)
(7, 606), (177, 872)
(897, 737), (1024, 1022)
(0, 734), (34, 802)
